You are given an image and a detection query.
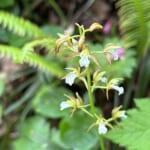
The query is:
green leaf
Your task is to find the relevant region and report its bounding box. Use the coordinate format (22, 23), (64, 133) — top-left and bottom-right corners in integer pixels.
(32, 86), (72, 118)
(13, 116), (51, 150)
(104, 50), (136, 78)
(106, 98), (150, 150)
(0, 0), (15, 8)
(50, 129), (70, 150)
(42, 24), (64, 38)
(60, 111), (98, 150)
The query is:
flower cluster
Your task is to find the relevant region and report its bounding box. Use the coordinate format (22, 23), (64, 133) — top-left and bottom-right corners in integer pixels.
(56, 23), (126, 135)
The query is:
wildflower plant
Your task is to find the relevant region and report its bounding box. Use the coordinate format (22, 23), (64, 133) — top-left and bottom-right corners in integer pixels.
(56, 23), (126, 149)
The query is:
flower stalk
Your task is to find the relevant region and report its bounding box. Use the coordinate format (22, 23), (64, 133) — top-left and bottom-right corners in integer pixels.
(87, 67), (95, 115)
(57, 22), (127, 150)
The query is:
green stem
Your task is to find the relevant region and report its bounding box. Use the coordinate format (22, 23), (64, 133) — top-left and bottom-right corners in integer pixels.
(87, 67), (95, 114)
(99, 135), (105, 150)
(86, 67), (105, 150)
(49, 0), (66, 24)
(80, 108), (93, 118)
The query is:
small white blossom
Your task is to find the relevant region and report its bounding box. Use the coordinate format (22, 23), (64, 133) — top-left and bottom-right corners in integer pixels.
(100, 77), (107, 83)
(65, 72), (77, 86)
(71, 39), (78, 52)
(111, 48), (125, 61)
(119, 111), (127, 118)
(60, 101), (71, 110)
(98, 123), (108, 134)
(72, 45), (78, 52)
(79, 54), (90, 67)
(112, 51), (119, 61)
(111, 85), (124, 95)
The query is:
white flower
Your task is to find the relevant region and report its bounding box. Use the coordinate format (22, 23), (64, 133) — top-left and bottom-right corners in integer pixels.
(60, 101), (71, 110)
(112, 52), (119, 61)
(79, 54), (90, 67)
(119, 111), (127, 118)
(71, 39), (78, 52)
(72, 45), (78, 52)
(65, 72), (77, 86)
(100, 77), (107, 83)
(111, 85), (124, 95)
(98, 123), (108, 134)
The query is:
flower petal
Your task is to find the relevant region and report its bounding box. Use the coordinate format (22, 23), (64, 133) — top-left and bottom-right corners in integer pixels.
(98, 123), (108, 134)
(79, 55), (90, 67)
(65, 72), (77, 86)
(60, 101), (71, 110)
(111, 85), (124, 95)
(100, 77), (107, 83)
(119, 111), (127, 118)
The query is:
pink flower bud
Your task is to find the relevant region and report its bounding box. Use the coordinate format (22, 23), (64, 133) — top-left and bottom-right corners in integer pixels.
(103, 19), (112, 34)
(111, 48), (125, 61)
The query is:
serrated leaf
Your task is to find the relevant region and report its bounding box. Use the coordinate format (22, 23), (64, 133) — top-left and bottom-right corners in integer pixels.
(13, 116), (51, 150)
(32, 86), (72, 118)
(106, 98), (150, 150)
(104, 50), (136, 78)
(60, 111), (98, 150)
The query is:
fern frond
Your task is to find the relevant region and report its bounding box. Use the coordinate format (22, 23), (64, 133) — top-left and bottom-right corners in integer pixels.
(0, 45), (65, 77)
(0, 11), (45, 38)
(21, 38), (56, 62)
(117, 0), (150, 56)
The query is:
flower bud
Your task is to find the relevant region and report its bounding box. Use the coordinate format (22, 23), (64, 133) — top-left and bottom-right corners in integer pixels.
(88, 23), (103, 32)
(78, 35), (85, 52)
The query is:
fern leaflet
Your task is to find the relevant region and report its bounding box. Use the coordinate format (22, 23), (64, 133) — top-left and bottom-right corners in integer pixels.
(0, 11), (45, 38)
(0, 44), (65, 77)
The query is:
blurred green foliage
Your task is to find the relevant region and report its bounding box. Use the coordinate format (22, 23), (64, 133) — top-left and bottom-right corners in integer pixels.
(0, 1), (149, 150)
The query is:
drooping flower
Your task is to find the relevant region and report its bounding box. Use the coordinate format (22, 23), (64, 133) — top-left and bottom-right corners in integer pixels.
(118, 111), (127, 118)
(71, 39), (78, 52)
(60, 101), (72, 110)
(79, 50), (90, 67)
(98, 123), (108, 134)
(100, 77), (107, 83)
(60, 93), (89, 116)
(111, 84), (124, 95)
(111, 48), (125, 61)
(88, 23), (103, 32)
(65, 72), (77, 86)
(112, 106), (127, 119)
(88, 115), (111, 135)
